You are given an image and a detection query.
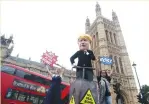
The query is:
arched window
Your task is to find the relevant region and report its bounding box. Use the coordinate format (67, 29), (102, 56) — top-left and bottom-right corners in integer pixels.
(92, 35), (95, 49)
(105, 30), (109, 41)
(91, 35), (94, 50)
(114, 56), (119, 73)
(110, 55), (114, 72)
(96, 32), (98, 46)
(119, 57), (124, 74)
(110, 32), (113, 43)
(114, 33), (117, 45)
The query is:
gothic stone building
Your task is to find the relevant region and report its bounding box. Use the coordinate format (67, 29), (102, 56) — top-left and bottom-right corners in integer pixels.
(1, 2), (138, 104)
(85, 2), (139, 104)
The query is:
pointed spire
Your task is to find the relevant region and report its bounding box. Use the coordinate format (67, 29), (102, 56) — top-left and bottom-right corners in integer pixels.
(10, 34), (13, 39)
(112, 10), (120, 28)
(29, 57), (31, 61)
(96, 2), (100, 8)
(15, 53), (19, 61)
(85, 16), (90, 33)
(112, 10), (118, 21)
(95, 2), (101, 17)
(17, 54), (19, 58)
(112, 10), (117, 17)
(85, 16), (90, 26)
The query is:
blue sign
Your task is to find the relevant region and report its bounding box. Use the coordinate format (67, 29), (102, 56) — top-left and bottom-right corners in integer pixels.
(100, 56), (113, 65)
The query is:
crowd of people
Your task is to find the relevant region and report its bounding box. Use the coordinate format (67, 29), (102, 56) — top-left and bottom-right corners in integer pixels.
(43, 69), (113, 104)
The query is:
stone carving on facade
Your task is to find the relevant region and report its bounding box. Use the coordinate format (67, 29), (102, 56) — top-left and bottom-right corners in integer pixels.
(99, 38), (106, 42)
(99, 45), (108, 49)
(0, 35), (14, 59)
(120, 53), (128, 56)
(1, 35), (7, 45)
(0, 35), (13, 46)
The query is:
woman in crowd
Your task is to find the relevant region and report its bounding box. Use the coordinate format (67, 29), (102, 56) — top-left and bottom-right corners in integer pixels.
(97, 69), (113, 104)
(44, 67), (63, 104)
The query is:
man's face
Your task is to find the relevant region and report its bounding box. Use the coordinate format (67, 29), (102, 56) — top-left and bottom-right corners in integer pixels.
(78, 38), (90, 50)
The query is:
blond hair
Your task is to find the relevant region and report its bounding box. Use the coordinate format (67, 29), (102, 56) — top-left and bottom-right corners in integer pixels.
(78, 34), (92, 43)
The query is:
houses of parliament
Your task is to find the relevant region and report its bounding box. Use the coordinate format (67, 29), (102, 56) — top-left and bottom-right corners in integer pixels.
(1, 2), (139, 104)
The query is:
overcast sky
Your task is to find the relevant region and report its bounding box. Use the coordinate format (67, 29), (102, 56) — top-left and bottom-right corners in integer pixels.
(1, 1), (149, 87)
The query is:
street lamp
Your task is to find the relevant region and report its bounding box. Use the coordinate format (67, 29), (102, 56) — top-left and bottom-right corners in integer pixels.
(132, 62), (142, 91)
(132, 62), (143, 104)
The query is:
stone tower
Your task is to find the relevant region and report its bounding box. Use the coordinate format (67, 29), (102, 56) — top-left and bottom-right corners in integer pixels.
(85, 2), (139, 104)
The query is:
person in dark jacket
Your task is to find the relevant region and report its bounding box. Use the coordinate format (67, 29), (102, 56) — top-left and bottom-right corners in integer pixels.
(44, 76), (62, 104)
(70, 34), (96, 81)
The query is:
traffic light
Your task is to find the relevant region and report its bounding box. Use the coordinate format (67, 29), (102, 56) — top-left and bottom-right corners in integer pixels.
(137, 94), (142, 103)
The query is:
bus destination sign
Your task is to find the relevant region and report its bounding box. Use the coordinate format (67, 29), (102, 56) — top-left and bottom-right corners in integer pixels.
(13, 79), (48, 93)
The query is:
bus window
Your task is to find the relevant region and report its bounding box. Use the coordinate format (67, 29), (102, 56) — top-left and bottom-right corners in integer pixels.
(5, 89), (44, 104)
(15, 70), (31, 79)
(1, 66), (15, 75)
(31, 75), (50, 86)
(29, 94), (39, 104)
(38, 97), (44, 104)
(17, 92), (27, 102)
(6, 88), (19, 101)
(26, 94), (30, 102)
(60, 84), (66, 90)
(15, 69), (50, 86)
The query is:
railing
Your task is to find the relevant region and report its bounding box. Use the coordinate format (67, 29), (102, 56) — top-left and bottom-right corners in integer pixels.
(71, 66), (97, 79)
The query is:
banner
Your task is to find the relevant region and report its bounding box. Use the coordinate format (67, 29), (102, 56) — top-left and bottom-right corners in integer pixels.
(99, 56), (113, 65)
(69, 79), (98, 104)
(79, 89), (96, 104)
(13, 79), (48, 93)
(41, 50), (58, 67)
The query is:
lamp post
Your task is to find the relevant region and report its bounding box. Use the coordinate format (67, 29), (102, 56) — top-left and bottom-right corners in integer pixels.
(132, 62), (142, 91)
(132, 62), (143, 104)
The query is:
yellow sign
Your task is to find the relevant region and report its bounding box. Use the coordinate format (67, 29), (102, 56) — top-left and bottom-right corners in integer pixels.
(80, 89), (96, 104)
(69, 95), (75, 104)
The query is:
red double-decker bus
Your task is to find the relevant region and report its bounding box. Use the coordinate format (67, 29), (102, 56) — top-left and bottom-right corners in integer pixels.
(1, 63), (70, 104)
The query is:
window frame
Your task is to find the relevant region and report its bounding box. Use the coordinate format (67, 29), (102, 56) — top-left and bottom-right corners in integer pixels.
(1, 66), (16, 75)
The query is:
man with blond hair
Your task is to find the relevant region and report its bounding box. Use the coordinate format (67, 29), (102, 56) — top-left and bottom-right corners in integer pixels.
(70, 34), (96, 81)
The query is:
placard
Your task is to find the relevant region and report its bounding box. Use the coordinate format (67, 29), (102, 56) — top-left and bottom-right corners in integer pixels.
(79, 89), (96, 104)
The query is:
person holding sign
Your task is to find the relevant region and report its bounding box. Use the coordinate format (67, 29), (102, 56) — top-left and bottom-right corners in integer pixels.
(44, 66), (63, 104)
(70, 34), (96, 81)
(97, 69), (113, 104)
(44, 75), (62, 104)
